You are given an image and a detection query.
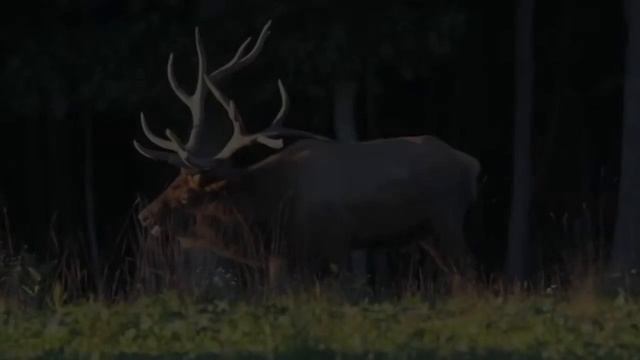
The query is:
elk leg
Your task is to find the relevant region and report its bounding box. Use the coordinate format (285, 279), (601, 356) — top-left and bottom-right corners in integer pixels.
(350, 250), (369, 287)
(430, 210), (471, 274)
(370, 249), (391, 295)
(177, 235), (264, 268)
(267, 255), (288, 292)
(419, 241), (452, 275)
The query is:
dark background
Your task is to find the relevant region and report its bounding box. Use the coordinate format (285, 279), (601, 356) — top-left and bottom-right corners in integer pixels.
(0, 0), (630, 291)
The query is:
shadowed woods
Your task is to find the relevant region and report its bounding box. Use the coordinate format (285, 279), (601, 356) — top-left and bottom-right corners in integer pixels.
(0, 0), (638, 304)
(5, 3), (640, 358)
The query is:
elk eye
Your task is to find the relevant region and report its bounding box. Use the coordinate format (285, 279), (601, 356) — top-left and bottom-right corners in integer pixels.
(192, 174), (202, 187)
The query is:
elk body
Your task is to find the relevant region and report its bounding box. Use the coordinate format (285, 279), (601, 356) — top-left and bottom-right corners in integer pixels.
(134, 21), (481, 287)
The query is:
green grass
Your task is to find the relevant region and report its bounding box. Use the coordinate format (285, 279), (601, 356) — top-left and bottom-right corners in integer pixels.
(1, 290), (639, 360)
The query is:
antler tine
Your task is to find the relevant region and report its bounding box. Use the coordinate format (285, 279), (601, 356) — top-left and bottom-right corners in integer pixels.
(135, 20), (331, 169)
(271, 79), (289, 127)
(139, 112), (175, 151)
(214, 100), (252, 159)
(213, 37), (253, 81)
(186, 20), (277, 163)
(133, 140), (184, 167)
(136, 111), (188, 160)
(161, 27), (210, 166)
(228, 100), (249, 135)
(206, 64), (289, 159)
(192, 26), (208, 125)
(203, 77), (330, 161)
(254, 80), (330, 148)
(205, 74), (283, 158)
(202, 70), (250, 138)
(208, 20), (272, 82)
(166, 27), (208, 110)
(253, 79), (288, 149)
(202, 70), (232, 114)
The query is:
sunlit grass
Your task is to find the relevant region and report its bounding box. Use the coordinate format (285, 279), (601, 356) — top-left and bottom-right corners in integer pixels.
(2, 203), (639, 359)
(1, 289), (639, 359)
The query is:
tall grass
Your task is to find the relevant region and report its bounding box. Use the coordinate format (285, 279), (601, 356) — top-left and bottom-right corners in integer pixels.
(2, 199), (640, 358)
(1, 193), (638, 312)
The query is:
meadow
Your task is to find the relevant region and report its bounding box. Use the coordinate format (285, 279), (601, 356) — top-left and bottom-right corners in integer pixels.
(1, 283), (639, 360)
(2, 206), (639, 359)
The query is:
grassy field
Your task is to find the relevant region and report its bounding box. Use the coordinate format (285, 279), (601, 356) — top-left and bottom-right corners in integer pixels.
(1, 287), (639, 360)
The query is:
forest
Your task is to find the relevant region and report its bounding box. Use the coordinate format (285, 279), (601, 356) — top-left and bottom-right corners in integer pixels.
(1, 0), (639, 358)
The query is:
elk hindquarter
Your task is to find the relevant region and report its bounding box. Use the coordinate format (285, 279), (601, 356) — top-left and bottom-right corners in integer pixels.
(217, 136), (482, 279)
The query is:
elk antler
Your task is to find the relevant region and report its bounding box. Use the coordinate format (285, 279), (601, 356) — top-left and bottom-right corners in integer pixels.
(134, 20), (330, 170)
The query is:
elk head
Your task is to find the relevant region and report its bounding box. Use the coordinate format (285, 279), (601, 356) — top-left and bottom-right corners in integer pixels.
(134, 20), (328, 236)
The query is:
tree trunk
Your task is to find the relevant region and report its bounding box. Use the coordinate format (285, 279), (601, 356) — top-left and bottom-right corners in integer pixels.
(507, 0), (535, 281)
(45, 74), (75, 253)
(612, 0), (640, 272)
(22, 97), (47, 247)
(333, 81), (359, 143)
(364, 60), (380, 140)
(333, 79), (392, 293)
(333, 80), (367, 285)
(83, 112), (103, 298)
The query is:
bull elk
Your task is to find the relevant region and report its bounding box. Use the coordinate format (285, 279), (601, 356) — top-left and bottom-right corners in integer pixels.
(134, 20), (482, 288)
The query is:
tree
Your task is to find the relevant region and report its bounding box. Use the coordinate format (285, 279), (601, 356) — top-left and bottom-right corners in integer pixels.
(613, 0), (640, 272)
(507, 0), (535, 281)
